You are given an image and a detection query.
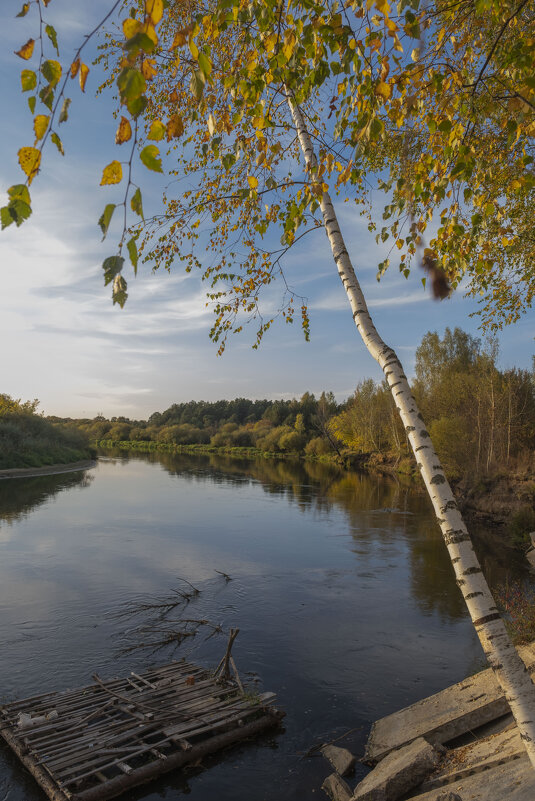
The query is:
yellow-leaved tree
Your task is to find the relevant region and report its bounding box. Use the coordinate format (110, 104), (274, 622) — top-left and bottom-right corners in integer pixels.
(3, 0), (535, 767)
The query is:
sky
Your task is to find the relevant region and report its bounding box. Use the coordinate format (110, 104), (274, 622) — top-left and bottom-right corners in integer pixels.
(1, 1), (534, 420)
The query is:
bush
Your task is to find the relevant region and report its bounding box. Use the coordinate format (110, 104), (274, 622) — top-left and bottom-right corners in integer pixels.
(508, 506), (535, 548)
(496, 580), (535, 645)
(304, 436), (331, 457)
(0, 398), (92, 469)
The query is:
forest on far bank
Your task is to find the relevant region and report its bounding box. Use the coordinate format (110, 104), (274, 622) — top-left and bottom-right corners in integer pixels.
(55, 328), (535, 483)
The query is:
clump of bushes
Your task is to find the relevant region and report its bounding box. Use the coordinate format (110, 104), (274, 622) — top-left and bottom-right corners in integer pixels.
(0, 394), (93, 469)
(508, 506), (535, 548)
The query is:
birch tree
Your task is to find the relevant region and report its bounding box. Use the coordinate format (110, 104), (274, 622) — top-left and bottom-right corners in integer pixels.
(4, 0), (535, 766)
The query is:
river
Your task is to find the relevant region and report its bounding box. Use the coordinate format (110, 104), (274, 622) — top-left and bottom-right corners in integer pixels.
(0, 450), (527, 800)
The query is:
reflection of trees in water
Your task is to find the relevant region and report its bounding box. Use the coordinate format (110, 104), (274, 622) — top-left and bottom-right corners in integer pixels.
(98, 448), (528, 624)
(0, 470), (93, 525)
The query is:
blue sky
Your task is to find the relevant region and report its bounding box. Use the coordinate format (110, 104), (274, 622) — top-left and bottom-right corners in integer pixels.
(1, 1), (533, 420)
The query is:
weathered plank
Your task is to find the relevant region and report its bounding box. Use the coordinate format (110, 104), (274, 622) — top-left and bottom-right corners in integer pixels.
(407, 755), (535, 801)
(365, 643), (535, 763)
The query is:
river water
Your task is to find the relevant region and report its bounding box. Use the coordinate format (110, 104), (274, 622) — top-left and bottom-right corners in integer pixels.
(0, 451), (527, 800)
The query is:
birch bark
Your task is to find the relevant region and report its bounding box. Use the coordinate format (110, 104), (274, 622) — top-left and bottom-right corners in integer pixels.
(286, 93), (535, 767)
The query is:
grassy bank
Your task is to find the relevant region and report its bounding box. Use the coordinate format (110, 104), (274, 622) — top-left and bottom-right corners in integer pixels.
(0, 395), (94, 470)
(95, 438), (342, 464)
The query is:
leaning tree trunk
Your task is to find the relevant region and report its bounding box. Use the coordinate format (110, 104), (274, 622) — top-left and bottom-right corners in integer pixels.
(286, 92), (535, 767)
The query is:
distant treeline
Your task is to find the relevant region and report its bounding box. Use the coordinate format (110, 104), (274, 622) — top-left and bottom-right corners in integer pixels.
(0, 395), (93, 470)
(55, 328), (535, 481)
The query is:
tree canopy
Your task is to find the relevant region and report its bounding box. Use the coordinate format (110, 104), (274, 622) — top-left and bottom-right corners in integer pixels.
(3, 0), (534, 344)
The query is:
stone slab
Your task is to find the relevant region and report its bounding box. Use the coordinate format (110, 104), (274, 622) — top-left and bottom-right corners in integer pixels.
(352, 737), (442, 801)
(421, 725), (524, 791)
(407, 755), (535, 801)
(365, 643), (535, 764)
(321, 744), (356, 776)
(322, 772), (353, 801)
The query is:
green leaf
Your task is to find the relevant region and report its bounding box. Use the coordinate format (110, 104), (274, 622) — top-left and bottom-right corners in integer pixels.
(39, 85), (54, 111)
(190, 69), (205, 101)
(126, 95), (148, 118)
(45, 24), (59, 55)
(50, 132), (64, 155)
(124, 32), (156, 54)
(117, 68), (146, 102)
(139, 144), (162, 172)
(1, 206), (15, 229)
(198, 52), (212, 78)
(8, 184), (30, 204)
(41, 59), (62, 86)
(7, 198), (32, 226)
(59, 97), (71, 123)
(2, 187), (32, 228)
(127, 237), (138, 274)
(130, 187), (144, 218)
(21, 69), (36, 92)
(98, 203), (116, 239)
(148, 120), (166, 140)
(112, 274), (128, 308)
(102, 255), (124, 286)
(16, 3), (30, 17)
(28, 96), (36, 114)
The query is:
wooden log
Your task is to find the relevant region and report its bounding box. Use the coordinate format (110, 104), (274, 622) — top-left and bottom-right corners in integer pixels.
(365, 642), (535, 763)
(70, 710), (284, 801)
(0, 724), (71, 801)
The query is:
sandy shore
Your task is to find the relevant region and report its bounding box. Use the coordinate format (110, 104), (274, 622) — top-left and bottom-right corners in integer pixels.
(0, 459), (97, 480)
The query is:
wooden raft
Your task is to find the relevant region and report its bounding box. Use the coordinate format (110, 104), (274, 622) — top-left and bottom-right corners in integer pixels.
(0, 660), (282, 801)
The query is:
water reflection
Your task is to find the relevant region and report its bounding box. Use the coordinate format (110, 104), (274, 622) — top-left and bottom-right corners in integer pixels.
(0, 470), (93, 527)
(0, 450), (529, 801)
(99, 448), (524, 622)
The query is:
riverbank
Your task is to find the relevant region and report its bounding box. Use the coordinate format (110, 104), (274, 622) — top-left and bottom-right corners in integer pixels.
(0, 459), (97, 480)
(96, 440), (535, 549)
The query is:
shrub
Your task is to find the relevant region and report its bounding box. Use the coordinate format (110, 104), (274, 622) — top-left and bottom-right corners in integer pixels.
(508, 506), (535, 548)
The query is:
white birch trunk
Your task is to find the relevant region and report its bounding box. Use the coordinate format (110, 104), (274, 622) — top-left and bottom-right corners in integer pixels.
(286, 92), (535, 768)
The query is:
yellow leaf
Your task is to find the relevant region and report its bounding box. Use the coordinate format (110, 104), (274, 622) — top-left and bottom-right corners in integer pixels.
(171, 29), (188, 49)
(33, 115), (49, 141)
(189, 38), (199, 59)
(141, 59), (157, 81)
(70, 59), (80, 79)
(15, 39), (34, 60)
(18, 146), (41, 184)
(145, 0), (163, 25)
(166, 114), (184, 140)
(510, 179), (522, 190)
(100, 160), (123, 185)
(115, 116), (132, 145)
(247, 176), (258, 190)
(376, 81), (391, 100)
(143, 21), (158, 46)
(79, 63), (89, 92)
(148, 120), (166, 140)
(123, 18), (142, 39)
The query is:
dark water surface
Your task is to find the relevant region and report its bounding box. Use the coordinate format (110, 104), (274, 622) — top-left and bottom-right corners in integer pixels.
(0, 451), (526, 800)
